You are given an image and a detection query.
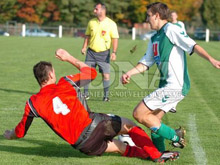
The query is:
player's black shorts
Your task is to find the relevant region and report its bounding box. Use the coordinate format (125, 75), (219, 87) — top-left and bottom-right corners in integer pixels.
(72, 112), (121, 156)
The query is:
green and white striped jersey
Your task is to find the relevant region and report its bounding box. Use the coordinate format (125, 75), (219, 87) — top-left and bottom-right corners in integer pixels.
(139, 23), (196, 96)
(173, 21), (186, 35)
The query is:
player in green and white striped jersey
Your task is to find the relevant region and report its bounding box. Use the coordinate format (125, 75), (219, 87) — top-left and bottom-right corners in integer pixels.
(170, 10), (187, 36)
(121, 2), (220, 153)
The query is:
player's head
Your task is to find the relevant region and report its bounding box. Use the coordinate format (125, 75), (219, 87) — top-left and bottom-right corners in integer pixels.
(170, 10), (178, 23)
(94, 2), (107, 17)
(146, 2), (169, 21)
(146, 2), (169, 30)
(33, 61), (56, 86)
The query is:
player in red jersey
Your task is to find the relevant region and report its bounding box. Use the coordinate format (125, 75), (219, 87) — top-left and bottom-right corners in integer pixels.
(4, 49), (179, 163)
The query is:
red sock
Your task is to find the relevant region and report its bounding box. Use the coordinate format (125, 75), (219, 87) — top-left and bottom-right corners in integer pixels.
(128, 126), (161, 160)
(123, 145), (149, 159)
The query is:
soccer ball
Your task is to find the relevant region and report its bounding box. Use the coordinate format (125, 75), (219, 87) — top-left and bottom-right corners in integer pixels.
(118, 134), (135, 146)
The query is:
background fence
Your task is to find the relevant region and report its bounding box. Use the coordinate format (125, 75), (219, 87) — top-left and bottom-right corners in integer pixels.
(1, 23), (220, 41)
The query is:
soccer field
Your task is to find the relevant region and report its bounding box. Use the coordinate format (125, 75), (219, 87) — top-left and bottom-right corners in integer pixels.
(0, 36), (219, 165)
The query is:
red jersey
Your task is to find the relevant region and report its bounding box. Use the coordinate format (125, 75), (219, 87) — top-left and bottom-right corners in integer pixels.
(15, 67), (97, 145)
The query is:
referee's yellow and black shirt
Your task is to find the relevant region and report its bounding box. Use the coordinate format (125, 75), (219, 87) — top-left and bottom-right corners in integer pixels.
(85, 17), (119, 52)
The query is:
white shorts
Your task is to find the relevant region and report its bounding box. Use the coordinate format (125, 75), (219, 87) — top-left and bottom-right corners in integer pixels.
(143, 87), (185, 113)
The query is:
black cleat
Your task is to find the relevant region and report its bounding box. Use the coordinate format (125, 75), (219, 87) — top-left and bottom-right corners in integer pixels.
(154, 151), (180, 163)
(169, 108), (176, 113)
(103, 97), (110, 102)
(171, 127), (186, 149)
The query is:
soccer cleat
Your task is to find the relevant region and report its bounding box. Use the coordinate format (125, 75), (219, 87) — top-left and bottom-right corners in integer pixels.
(169, 108), (176, 113)
(103, 97), (110, 102)
(154, 151), (180, 163)
(84, 95), (90, 100)
(171, 127), (186, 149)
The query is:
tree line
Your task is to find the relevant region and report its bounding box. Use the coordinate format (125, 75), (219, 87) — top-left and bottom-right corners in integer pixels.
(0, 0), (219, 29)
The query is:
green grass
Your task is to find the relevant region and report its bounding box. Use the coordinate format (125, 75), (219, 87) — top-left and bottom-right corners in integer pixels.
(0, 36), (220, 164)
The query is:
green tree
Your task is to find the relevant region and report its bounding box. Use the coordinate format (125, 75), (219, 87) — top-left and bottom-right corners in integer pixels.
(149, 0), (203, 22)
(15, 0), (60, 24)
(125, 0), (202, 25)
(57, 0), (130, 27)
(0, 0), (205, 27)
(16, 0), (43, 24)
(96, 0), (130, 25)
(127, 0), (149, 25)
(201, 0), (220, 29)
(58, 0), (94, 27)
(0, 0), (17, 23)
(40, 0), (60, 24)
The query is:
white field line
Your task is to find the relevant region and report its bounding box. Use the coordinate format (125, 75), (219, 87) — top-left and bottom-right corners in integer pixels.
(188, 114), (207, 165)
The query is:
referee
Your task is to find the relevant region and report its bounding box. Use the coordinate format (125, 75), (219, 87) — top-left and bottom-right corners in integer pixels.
(81, 2), (119, 102)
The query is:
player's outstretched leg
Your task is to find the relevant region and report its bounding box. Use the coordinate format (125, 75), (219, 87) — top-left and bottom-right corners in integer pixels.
(128, 126), (161, 160)
(151, 123), (186, 149)
(151, 132), (165, 152)
(171, 127), (186, 149)
(154, 151), (180, 163)
(127, 126), (181, 162)
(106, 139), (180, 163)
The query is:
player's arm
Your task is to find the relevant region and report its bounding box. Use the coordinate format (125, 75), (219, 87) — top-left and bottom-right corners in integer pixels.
(56, 49), (97, 87)
(194, 44), (220, 69)
(4, 103), (34, 140)
(81, 22), (91, 55)
(56, 48), (89, 70)
(111, 38), (118, 61)
(170, 28), (219, 69)
(110, 21), (119, 61)
(168, 25), (219, 69)
(121, 63), (148, 84)
(121, 40), (154, 84)
(81, 35), (90, 55)
(65, 67), (97, 87)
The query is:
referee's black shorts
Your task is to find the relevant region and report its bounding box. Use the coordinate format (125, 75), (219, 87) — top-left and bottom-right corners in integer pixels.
(85, 48), (110, 74)
(73, 112), (121, 156)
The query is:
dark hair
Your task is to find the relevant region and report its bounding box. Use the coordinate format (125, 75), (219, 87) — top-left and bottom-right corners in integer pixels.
(95, 2), (107, 12)
(33, 61), (53, 86)
(147, 2), (170, 20)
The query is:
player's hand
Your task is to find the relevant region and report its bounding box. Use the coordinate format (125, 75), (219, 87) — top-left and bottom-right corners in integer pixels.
(4, 129), (17, 140)
(55, 48), (71, 61)
(111, 53), (116, 61)
(81, 48), (86, 55)
(121, 73), (130, 84)
(210, 59), (220, 69)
